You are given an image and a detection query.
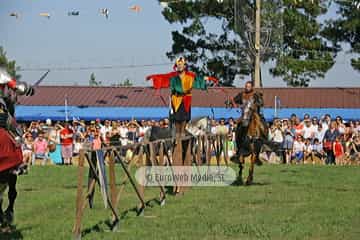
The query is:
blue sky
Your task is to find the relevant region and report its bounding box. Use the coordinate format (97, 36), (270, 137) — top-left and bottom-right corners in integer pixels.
(0, 0), (358, 87)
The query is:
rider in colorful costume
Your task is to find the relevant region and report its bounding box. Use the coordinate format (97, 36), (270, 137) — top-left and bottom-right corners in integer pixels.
(146, 57), (218, 194)
(146, 57), (218, 137)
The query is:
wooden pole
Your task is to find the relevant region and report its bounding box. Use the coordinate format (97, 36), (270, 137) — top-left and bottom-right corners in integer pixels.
(254, 0), (261, 87)
(73, 150), (85, 240)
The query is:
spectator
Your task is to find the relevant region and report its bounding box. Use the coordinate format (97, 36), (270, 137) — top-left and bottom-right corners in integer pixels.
(347, 135), (360, 163)
(323, 121), (340, 165)
(302, 118), (315, 141)
(334, 136), (344, 165)
(336, 116), (346, 134)
(29, 121), (40, 139)
(312, 138), (326, 163)
(216, 118), (229, 135)
(304, 138), (313, 164)
(314, 124), (326, 147)
(60, 122), (74, 165)
(100, 120), (112, 140)
(283, 130), (294, 164)
(48, 123), (63, 165)
(22, 132), (34, 168)
(292, 135), (305, 164)
(32, 131), (49, 166)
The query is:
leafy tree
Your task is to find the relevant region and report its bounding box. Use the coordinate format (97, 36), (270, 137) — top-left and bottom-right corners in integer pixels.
(322, 0), (360, 72)
(89, 72), (102, 86)
(112, 78), (133, 87)
(270, 0), (336, 86)
(159, 0), (336, 87)
(0, 46), (21, 80)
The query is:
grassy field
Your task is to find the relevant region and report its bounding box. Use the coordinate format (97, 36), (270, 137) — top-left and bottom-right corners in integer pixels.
(1, 164), (360, 240)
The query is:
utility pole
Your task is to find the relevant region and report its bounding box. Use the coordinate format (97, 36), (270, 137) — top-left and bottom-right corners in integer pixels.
(254, 0), (261, 88)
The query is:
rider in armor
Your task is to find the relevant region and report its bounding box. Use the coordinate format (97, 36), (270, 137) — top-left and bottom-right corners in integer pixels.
(229, 81), (266, 156)
(0, 68), (34, 172)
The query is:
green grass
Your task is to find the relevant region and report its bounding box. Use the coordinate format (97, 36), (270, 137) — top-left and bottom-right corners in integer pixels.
(1, 164), (360, 240)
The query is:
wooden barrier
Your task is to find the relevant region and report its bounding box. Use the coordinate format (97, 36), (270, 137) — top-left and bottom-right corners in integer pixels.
(72, 133), (228, 239)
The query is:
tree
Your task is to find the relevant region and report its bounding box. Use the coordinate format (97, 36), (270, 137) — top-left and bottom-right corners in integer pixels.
(270, 0), (336, 86)
(89, 72), (102, 86)
(0, 46), (21, 80)
(159, 0), (336, 87)
(322, 0), (360, 72)
(111, 78), (133, 87)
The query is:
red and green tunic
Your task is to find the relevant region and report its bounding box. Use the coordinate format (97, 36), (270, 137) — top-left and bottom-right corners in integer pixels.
(146, 71), (209, 122)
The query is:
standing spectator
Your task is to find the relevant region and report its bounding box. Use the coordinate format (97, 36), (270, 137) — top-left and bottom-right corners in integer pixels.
(119, 122), (129, 146)
(269, 119), (284, 159)
(314, 124), (326, 148)
(323, 121), (340, 165)
(60, 122), (74, 165)
(48, 123), (63, 165)
(138, 120), (149, 142)
(30, 121), (40, 139)
(294, 117), (304, 137)
(32, 131), (49, 166)
(283, 130), (294, 164)
(336, 116), (346, 135)
(292, 135), (305, 164)
(216, 118), (229, 135)
(334, 136), (344, 165)
(127, 121), (140, 143)
(302, 119), (315, 141)
(100, 120), (112, 140)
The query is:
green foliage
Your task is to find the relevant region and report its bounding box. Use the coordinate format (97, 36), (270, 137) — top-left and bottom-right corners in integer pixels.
(323, 0), (360, 72)
(112, 78), (133, 87)
(0, 46), (21, 80)
(160, 0), (337, 87)
(89, 72), (102, 86)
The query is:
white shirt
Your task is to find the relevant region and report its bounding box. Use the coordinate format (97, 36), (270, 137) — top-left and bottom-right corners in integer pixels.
(270, 129), (283, 143)
(119, 126), (128, 139)
(293, 141), (305, 152)
(304, 144), (313, 153)
(100, 125), (112, 138)
(314, 128), (326, 142)
(302, 125), (315, 139)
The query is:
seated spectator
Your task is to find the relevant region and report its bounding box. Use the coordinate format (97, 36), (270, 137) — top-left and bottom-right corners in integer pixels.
(22, 132), (34, 168)
(32, 131), (49, 166)
(304, 138), (313, 164)
(312, 138), (326, 163)
(347, 135), (360, 164)
(292, 135), (305, 164)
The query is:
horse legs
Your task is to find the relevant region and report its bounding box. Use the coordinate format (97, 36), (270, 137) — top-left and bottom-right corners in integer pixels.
(246, 154), (255, 185)
(0, 184), (5, 225)
(4, 173), (17, 224)
(236, 155), (244, 185)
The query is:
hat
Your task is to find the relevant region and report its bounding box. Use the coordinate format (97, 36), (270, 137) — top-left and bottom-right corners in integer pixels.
(46, 118), (52, 125)
(90, 120), (95, 124)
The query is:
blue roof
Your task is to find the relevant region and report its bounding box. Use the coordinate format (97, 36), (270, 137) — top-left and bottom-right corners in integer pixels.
(15, 105), (360, 122)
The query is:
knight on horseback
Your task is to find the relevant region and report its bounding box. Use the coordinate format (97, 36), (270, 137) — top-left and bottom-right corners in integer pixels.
(227, 81), (268, 185)
(0, 68), (34, 228)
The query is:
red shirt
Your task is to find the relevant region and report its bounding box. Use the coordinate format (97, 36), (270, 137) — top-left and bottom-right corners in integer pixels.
(60, 128), (74, 146)
(334, 141), (343, 157)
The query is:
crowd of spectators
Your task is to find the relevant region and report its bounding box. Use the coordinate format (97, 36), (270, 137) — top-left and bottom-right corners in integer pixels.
(18, 113), (360, 167)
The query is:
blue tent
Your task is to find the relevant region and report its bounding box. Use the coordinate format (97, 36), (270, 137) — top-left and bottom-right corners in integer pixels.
(15, 105), (360, 122)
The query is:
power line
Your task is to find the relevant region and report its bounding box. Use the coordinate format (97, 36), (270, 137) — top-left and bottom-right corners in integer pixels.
(18, 62), (173, 72)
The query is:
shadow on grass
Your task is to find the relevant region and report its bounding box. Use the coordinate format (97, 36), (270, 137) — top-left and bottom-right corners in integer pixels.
(230, 180), (271, 187)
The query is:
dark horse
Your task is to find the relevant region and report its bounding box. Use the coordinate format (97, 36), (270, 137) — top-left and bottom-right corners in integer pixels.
(231, 97), (269, 185)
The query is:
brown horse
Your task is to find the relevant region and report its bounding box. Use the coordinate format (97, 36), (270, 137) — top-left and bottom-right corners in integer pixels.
(232, 97), (269, 185)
